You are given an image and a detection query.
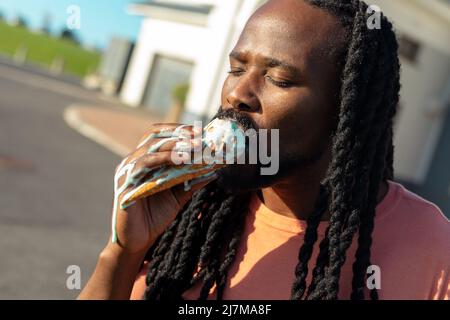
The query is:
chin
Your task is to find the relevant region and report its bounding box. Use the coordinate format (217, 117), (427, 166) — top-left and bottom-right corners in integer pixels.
(215, 150), (323, 194)
(216, 164), (257, 193)
(215, 163), (284, 194)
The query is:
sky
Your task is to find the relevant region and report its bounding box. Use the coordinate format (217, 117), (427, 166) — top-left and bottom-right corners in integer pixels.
(0, 0), (145, 50)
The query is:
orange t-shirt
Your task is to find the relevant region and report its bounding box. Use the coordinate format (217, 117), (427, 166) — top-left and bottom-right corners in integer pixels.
(130, 181), (450, 300)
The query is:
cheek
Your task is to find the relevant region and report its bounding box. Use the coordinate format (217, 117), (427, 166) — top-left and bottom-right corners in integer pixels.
(262, 90), (334, 155)
(220, 77), (233, 105)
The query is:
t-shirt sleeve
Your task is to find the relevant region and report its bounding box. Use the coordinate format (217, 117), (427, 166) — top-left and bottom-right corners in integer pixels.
(422, 203), (450, 300)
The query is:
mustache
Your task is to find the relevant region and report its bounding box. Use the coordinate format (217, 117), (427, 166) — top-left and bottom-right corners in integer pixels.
(211, 106), (257, 132)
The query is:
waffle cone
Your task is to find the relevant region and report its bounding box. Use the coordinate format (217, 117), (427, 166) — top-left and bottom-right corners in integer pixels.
(120, 163), (224, 208)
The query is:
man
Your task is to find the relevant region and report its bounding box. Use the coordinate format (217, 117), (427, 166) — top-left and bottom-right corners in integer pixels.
(79, 0), (450, 300)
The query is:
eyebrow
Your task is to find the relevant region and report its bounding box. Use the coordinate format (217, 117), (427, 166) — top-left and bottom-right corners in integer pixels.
(229, 51), (300, 76)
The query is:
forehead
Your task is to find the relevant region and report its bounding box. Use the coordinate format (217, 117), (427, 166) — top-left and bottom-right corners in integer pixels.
(233, 0), (344, 71)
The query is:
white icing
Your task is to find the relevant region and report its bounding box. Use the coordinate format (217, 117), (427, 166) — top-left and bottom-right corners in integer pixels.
(202, 118), (246, 164)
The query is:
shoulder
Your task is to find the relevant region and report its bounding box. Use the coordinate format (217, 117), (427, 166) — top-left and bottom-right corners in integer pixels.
(379, 181), (450, 254)
(394, 181), (449, 228)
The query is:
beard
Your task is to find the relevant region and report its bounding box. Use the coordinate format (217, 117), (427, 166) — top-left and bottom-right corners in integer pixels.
(210, 107), (326, 194)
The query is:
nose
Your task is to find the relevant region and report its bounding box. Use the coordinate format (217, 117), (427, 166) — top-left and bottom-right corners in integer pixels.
(225, 73), (261, 113)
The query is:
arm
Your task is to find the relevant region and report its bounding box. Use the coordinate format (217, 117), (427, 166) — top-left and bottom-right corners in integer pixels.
(78, 124), (214, 300)
(78, 243), (147, 300)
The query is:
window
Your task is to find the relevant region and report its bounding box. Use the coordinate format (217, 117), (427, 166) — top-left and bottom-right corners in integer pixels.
(398, 34), (421, 64)
(142, 55), (193, 118)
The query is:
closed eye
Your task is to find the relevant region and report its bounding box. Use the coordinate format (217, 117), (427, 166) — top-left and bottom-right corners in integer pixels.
(265, 75), (293, 88)
(228, 68), (294, 88)
(227, 69), (244, 76)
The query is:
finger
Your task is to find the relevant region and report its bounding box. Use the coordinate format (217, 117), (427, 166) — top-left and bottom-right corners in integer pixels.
(118, 151), (194, 209)
(130, 151), (192, 182)
(151, 123), (201, 137)
(126, 137), (189, 165)
(137, 124), (200, 148)
(150, 136), (202, 153)
(115, 149), (188, 188)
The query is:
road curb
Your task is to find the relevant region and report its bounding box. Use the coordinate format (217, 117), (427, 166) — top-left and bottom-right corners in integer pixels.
(63, 105), (130, 157)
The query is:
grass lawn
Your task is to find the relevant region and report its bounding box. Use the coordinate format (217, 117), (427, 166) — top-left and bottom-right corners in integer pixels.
(0, 21), (101, 78)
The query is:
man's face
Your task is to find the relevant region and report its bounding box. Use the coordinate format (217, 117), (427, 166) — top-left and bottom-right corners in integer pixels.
(216, 0), (346, 192)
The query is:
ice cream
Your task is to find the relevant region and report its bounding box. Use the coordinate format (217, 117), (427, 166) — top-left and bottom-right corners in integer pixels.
(111, 118), (246, 243)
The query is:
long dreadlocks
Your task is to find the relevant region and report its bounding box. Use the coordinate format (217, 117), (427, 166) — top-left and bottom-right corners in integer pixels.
(143, 0), (401, 300)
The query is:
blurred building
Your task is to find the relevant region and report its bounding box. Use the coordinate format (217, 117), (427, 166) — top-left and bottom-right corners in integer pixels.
(371, 0), (450, 214)
(120, 0), (265, 120)
(120, 0), (450, 214)
(98, 37), (134, 95)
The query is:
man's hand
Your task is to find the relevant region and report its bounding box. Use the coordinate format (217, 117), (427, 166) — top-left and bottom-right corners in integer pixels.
(78, 123), (214, 299)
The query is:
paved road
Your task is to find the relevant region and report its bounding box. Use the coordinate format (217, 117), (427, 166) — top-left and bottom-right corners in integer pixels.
(0, 61), (123, 299)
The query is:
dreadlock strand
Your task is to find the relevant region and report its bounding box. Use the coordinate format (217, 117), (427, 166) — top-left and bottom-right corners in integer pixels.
(291, 184), (329, 300)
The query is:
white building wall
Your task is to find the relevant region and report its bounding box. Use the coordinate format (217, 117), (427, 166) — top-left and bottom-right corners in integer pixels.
(372, 0), (450, 184)
(120, 0), (266, 120)
(120, 18), (207, 107)
(394, 48), (450, 183)
(207, 0), (267, 119)
(120, 0), (248, 118)
(183, 0), (245, 121)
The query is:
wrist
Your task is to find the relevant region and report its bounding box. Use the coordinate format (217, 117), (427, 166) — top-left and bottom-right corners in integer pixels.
(100, 242), (148, 267)
(79, 243), (147, 300)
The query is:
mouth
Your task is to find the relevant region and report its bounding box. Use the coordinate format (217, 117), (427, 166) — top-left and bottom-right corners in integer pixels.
(214, 107), (257, 132)
(202, 118), (248, 164)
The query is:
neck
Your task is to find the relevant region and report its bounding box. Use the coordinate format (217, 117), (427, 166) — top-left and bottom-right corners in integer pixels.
(258, 167), (389, 222)
(259, 169), (329, 221)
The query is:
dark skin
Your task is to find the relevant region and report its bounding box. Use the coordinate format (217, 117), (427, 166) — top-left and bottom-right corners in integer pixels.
(220, 0), (388, 220)
(79, 0), (388, 299)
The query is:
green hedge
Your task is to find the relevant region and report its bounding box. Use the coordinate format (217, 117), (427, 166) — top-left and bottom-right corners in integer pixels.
(0, 21), (100, 78)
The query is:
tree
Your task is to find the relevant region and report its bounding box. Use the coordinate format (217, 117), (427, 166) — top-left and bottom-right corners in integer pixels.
(59, 27), (79, 44)
(13, 15), (28, 28)
(166, 83), (190, 122)
(172, 83), (190, 106)
(40, 12), (52, 34)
